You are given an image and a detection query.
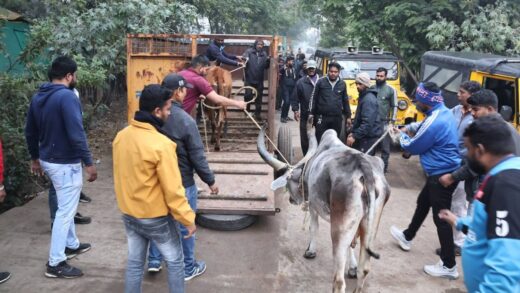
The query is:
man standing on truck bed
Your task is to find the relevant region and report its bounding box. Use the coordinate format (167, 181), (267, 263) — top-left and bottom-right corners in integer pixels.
(242, 39), (270, 120)
(205, 37), (244, 67)
(179, 55), (246, 117)
(371, 67), (397, 172)
(308, 62), (351, 143)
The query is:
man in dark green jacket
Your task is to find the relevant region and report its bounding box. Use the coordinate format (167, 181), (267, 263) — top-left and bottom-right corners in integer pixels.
(371, 67), (397, 172)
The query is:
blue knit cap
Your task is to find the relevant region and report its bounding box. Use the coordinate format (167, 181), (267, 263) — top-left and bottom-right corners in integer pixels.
(415, 83), (443, 106)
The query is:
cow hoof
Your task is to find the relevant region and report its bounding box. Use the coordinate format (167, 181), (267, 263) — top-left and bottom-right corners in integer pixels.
(303, 250), (316, 259)
(347, 268), (357, 279)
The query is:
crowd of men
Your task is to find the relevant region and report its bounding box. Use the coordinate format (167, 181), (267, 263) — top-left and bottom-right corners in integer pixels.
(0, 38), (518, 292)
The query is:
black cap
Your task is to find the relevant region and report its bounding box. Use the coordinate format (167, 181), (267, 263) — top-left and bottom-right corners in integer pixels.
(467, 89), (498, 110)
(162, 74), (194, 90)
(139, 84), (173, 112)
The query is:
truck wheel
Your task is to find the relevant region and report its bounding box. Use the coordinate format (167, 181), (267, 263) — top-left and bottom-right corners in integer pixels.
(196, 214), (258, 231)
(275, 125), (293, 178)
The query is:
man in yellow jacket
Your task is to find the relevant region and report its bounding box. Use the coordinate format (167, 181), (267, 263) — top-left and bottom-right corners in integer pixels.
(113, 84), (195, 293)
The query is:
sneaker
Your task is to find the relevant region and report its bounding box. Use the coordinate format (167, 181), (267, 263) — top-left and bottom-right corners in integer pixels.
(0, 272), (11, 284)
(435, 245), (462, 257)
(74, 212), (91, 225)
(147, 262), (162, 273)
(390, 225), (412, 251)
(423, 260), (459, 280)
(79, 192), (92, 203)
(184, 260), (206, 281)
(45, 261), (83, 278)
(65, 243), (92, 259)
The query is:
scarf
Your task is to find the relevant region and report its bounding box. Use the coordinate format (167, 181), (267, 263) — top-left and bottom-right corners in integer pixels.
(134, 110), (173, 140)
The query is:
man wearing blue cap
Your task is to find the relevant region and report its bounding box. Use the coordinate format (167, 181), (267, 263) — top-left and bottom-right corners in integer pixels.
(390, 82), (461, 279)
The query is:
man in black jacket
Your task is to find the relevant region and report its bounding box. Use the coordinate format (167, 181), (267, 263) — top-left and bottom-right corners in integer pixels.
(291, 60), (320, 154)
(205, 38), (244, 67)
(147, 74), (219, 281)
(280, 56), (298, 123)
(347, 72), (383, 155)
(242, 39), (270, 120)
(309, 62), (351, 143)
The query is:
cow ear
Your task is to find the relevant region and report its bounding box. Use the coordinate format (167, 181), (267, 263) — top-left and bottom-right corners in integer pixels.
(271, 175), (288, 191)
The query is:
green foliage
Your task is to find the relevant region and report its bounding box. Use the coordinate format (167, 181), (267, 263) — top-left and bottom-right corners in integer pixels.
(427, 1), (520, 55)
(301, 0), (518, 81)
(0, 74), (41, 210)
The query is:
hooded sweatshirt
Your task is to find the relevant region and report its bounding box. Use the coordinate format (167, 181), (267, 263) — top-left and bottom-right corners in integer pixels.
(25, 83), (93, 166)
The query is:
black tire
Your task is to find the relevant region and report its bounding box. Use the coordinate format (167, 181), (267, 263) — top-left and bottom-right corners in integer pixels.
(196, 213), (258, 231)
(275, 125), (293, 178)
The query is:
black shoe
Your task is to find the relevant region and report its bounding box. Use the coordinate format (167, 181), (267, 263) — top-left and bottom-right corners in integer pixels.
(287, 117), (294, 121)
(435, 245), (461, 256)
(0, 272), (11, 284)
(45, 261), (83, 278)
(74, 212), (91, 225)
(79, 192), (91, 203)
(281, 118), (287, 123)
(65, 243), (92, 260)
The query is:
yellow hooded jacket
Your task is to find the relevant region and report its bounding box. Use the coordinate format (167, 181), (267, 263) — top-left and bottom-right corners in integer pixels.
(112, 119), (195, 226)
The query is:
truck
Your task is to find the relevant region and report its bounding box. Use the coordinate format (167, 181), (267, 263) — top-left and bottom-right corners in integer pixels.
(314, 47), (423, 125)
(421, 51), (520, 129)
(126, 34), (290, 230)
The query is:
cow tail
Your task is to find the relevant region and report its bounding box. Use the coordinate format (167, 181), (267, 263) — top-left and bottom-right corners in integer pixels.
(359, 157), (380, 260)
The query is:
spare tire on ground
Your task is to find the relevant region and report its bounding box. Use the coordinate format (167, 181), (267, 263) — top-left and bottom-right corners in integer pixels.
(274, 124), (293, 179)
(196, 213), (258, 231)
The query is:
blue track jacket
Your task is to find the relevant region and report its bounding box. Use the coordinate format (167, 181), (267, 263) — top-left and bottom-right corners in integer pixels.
(456, 156), (520, 293)
(400, 103), (460, 176)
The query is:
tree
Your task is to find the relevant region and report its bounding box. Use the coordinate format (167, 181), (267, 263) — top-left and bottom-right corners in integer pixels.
(427, 1), (520, 55)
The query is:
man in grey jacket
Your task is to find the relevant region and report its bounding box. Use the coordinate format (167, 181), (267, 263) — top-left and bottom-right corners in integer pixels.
(147, 74), (219, 281)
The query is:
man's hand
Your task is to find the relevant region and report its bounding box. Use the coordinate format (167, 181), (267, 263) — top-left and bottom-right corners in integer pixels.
(294, 111), (300, 121)
(236, 56), (244, 61)
(85, 165), (97, 182)
(346, 134), (355, 147)
(184, 224), (197, 239)
(235, 100), (247, 110)
(209, 184), (219, 195)
(307, 115), (314, 125)
(237, 62), (245, 67)
(439, 173), (455, 188)
(0, 188), (6, 203)
(198, 95), (206, 101)
(438, 209), (457, 228)
(31, 160), (44, 177)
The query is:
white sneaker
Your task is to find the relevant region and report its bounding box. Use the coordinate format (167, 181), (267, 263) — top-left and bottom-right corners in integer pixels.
(424, 260), (459, 280)
(390, 225), (412, 251)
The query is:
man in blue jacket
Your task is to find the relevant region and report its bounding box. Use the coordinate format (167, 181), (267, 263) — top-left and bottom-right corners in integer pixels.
(25, 56), (97, 278)
(390, 82), (461, 279)
(147, 74), (219, 281)
(205, 38), (243, 67)
(439, 115), (520, 292)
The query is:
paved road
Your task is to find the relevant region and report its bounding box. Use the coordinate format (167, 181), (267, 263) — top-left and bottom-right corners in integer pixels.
(0, 115), (467, 293)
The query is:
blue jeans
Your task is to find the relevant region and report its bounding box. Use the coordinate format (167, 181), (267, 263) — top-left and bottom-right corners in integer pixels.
(40, 161), (82, 266)
(149, 184), (197, 274)
(123, 214), (184, 293)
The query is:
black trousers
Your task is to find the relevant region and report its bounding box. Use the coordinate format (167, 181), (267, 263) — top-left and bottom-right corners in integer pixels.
(315, 115), (342, 143)
(245, 82), (264, 117)
(353, 137), (378, 155)
(403, 174), (457, 268)
(281, 85), (294, 119)
(376, 135), (391, 171)
(299, 112), (309, 155)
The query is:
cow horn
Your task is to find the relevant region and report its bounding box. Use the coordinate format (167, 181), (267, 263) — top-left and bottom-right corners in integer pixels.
(257, 125), (288, 172)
